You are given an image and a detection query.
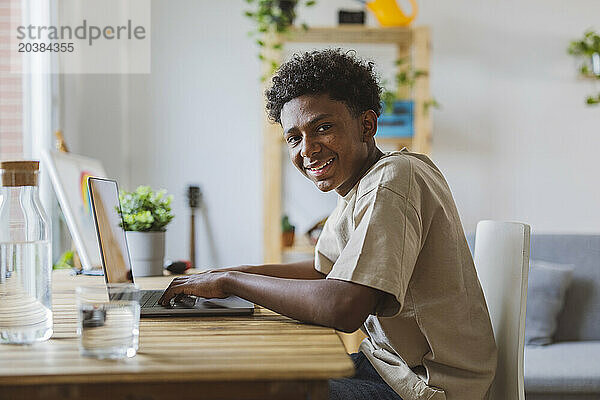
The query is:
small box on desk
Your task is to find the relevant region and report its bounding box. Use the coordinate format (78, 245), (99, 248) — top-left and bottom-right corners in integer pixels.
(338, 10), (366, 25)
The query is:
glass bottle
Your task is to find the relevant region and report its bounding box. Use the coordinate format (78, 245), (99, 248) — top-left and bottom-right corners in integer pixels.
(0, 161), (53, 344)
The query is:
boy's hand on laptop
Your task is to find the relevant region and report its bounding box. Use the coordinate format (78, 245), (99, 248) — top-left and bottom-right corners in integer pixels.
(158, 272), (229, 306)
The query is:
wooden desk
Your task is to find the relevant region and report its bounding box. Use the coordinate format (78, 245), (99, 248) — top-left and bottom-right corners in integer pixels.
(0, 271), (354, 400)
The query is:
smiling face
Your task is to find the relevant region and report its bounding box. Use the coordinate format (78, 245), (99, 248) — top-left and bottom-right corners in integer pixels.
(280, 94), (378, 196)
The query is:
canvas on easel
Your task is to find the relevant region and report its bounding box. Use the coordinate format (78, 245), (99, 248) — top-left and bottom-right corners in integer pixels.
(43, 150), (107, 271)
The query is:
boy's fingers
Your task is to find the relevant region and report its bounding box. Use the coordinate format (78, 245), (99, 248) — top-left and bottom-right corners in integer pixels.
(160, 287), (181, 305)
(159, 279), (187, 305)
(158, 280), (174, 304)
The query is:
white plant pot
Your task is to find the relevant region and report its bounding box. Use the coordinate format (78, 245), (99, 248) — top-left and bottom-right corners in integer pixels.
(126, 231), (166, 277)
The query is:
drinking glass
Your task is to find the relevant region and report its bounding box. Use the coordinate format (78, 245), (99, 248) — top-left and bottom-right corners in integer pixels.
(76, 284), (140, 359)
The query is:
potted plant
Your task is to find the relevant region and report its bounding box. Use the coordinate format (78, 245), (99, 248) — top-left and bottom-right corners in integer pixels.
(567, 30), (600, 105)
(379, 58), (439, 138)
(118, 186), (174, 277)
(281, 215), (295, 247)
(244, 0), (316, 79)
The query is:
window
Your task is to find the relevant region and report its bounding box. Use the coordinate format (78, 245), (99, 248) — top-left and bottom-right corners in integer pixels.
(0, 0), (23, 160)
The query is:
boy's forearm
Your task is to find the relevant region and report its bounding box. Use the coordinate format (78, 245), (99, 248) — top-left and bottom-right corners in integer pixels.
(221, 271), (353, 330)
(217, 259), (325, 280)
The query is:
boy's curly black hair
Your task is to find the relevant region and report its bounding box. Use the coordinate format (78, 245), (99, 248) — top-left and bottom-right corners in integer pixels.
(265, 49), (382, 124)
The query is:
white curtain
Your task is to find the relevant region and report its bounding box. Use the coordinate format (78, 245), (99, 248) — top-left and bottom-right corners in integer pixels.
(20, 0), (62, 260)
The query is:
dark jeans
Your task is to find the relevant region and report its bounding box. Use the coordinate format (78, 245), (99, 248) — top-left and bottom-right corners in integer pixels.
(329, 352), (403, 400)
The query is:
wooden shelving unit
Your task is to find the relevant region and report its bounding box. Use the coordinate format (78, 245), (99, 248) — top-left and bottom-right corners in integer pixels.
(262, 26), (432, 264)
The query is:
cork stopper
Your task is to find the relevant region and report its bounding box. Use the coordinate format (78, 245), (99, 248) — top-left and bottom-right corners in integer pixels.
(1, 161), (39, 187)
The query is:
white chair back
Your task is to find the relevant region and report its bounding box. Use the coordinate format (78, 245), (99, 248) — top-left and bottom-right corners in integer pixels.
(474, 221), (530, 400)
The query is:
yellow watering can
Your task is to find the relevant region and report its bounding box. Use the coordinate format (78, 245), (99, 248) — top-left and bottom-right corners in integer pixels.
(366, 0), (418, 27)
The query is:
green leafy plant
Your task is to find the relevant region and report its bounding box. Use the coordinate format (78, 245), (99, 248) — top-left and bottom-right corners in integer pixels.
(244, 0), (316, 80)
(118, 186), (174, 232)
(585, 93), (600, 105)
(53, 250), (74, 270)
(567, 29), (600, 105)
(281, 215), (295, 233)
(568, 30), (600, 75)
(381, 58), (440, 114)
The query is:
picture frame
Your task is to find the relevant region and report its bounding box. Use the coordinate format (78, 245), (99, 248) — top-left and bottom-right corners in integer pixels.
(43, 150), (107, 271)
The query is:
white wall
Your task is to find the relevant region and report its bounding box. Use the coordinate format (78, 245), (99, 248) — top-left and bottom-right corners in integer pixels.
(416, 0), (600, 234)
(62, 0), (600, 268)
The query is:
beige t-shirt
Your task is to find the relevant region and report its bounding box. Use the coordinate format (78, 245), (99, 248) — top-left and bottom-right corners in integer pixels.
(315, 150), (497, 400)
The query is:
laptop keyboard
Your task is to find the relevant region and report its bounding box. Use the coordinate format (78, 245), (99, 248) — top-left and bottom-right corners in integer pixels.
(140, 290), (163, 308)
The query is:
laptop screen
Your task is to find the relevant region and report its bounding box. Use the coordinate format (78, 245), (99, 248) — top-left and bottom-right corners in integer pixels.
(88, 177), (134, 284)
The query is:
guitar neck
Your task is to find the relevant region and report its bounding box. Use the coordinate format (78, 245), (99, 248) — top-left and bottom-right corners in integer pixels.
(190, 213), (196, 267)
(187, 185), (201, 267)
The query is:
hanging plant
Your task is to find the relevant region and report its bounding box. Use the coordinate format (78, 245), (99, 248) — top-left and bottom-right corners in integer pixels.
(567, 30), (600, 105)
(377, 58), (440, 139)
(244, 0), (316, 80)
(381, 58), (439, 114)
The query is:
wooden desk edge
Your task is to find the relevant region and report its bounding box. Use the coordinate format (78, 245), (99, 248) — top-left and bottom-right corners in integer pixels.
(0, 362), (355, 386)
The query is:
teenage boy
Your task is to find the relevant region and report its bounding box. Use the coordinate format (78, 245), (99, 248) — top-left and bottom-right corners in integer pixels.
(160, 49), (497, 400)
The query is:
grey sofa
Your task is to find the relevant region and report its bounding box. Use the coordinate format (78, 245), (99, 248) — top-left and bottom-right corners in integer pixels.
(524, 234), (600, 400)
(468, 234), (600, 399)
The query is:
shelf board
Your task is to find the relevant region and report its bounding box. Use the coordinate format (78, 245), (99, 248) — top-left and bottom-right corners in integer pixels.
(285, 26), (413, 44)
(282, 244), (315, 255)
(282, 235), (316, 255)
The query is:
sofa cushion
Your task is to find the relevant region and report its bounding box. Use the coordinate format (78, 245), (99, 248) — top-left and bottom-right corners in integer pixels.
(529, 235), (600, 342)
(525, 261), (574, 345)
(525, 341), (600, 393)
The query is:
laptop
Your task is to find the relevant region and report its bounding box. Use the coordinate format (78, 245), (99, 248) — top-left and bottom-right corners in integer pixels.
(87, 177), (254, 317)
